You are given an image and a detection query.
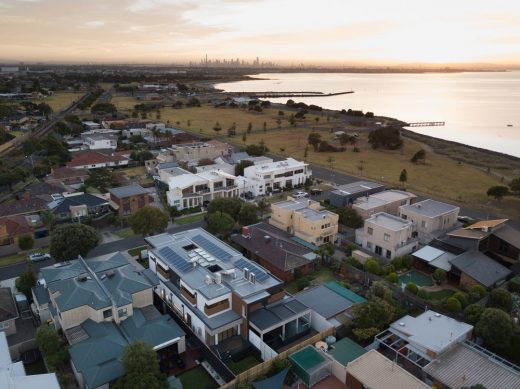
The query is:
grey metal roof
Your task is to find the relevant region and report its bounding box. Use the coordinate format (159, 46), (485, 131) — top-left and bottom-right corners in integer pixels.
(249, 297), (309, 331)
(149, 228), (283, 300)
(423, 343), (520, 389)
(32, 284), (50, 306)
(332, 181), (384, 195)
(51, 193), (108, 214)
(400, 199), (459, 218)
(0, 288), (17, 323)
(109, 184), (148, 199)
(157, 161), (179, 170)
(294, 285), (355, 319)
(450, 250), (511, 287)
(493, 224), (520, 248)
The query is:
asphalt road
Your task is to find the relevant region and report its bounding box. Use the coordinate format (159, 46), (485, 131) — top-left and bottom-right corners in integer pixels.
(0, 220), (206, 281)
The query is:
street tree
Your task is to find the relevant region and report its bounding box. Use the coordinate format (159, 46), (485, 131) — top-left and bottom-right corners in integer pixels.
(50, 223), (100, 261)
(399, 169), (408, 187)
(207, 211), (235, 237)
(15, 262), (37, 301)
(207, 197), (243, 220)
(238, 203), (258, 226)
(128, 206), (169, 236)
(256, 198), (270, 218)
(18, 234), (34, 251)
(307, 133), (321, 151)
(486, 186), (509, 201)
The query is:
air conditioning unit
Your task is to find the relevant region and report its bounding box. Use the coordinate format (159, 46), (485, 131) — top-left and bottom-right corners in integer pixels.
(215, 272), (222, 284)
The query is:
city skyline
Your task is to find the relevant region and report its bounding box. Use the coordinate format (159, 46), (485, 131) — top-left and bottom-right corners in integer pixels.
(0, 0), (519, 65)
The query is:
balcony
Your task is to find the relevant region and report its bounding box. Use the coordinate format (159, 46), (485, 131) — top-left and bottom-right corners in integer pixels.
(181, 286), (197, 305)
(204, 299), (230, 316)
(213, 185), (237, 192)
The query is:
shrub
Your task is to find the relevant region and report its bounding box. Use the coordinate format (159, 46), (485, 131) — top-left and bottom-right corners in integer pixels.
(382, 264), (395, 275)
(344, 256), (363, 270)
(488, 289), (513, 313)
(386, 272), (398, 284)
(18, 234), (35, 251)
(469, 284), (486, 302)
(405, 283), (418, 294)
(296, 278), (310, 291)
(464, 304), (484, 325)
(417, 289), (429, 299)
(401, 255), (413, 269)
(452, 292), (469, 309)
(433, 268), (447, 283)
(476, 308), (513, 349)
(390, 257), (402, 270)
(446, 297), (462, 312)
(508, 277), (520, 293)
(365, 259), (381, 275)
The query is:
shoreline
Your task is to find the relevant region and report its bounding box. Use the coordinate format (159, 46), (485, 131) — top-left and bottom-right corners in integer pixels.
(210, 74), (519, 161)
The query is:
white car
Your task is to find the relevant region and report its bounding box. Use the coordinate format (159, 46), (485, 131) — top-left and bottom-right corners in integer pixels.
(293, 191), (309, 199)
(28, 253), (51, 263)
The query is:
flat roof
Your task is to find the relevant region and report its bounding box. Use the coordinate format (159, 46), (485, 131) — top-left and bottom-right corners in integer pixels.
(332, 180), (384, 195)
(412, 245), (456, 272)
(400, 199), (459, 218)
(249, 297), (309, 331)
(109, 184), (148, 198)
(389, 311), (473, 353)
(367, 212), (413, 231)
(354, 190), (416, 210)
(347, 350), (430, 389)
(423, 343), (520, 389)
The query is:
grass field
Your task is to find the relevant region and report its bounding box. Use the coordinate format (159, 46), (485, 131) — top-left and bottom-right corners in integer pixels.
(119, 165), (146, 178)
(175, 213), (206, 225)
(44, 92), (83, 112)
(109, 99), (519, 217)
(111, 95), (141, 111)
(115, 228), (136, 238)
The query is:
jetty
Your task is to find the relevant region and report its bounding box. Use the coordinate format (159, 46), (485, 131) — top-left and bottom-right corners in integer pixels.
(227, 90), (354, 98)
(405, 122), (445, 127)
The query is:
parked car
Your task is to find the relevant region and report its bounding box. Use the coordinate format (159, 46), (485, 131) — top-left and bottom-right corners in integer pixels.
(28, 253), (51, 263)
(293, 191), (309, 199)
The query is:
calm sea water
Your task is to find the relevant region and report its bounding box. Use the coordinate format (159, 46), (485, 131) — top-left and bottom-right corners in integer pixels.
(215, 72), (520, 158)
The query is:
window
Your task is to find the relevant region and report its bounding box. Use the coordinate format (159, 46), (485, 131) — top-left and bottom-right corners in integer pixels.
(386, 250), (391, 259)
(367, 242), (373, 250)
(375, 246), (382, 255)
(103, 309), (112, 319)
(384, 233), (390, 242)
(421, 220), (427, 228)
(367, 227), (373, 235)
(0, 321), (10, 330)
(401, 214), (407, 220)
(118, 308), (128, 318)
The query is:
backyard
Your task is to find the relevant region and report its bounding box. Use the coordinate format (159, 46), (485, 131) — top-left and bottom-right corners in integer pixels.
(285, 267), (336, 294)
(226, 355), (262, 375)
(177, 366), (218, 389)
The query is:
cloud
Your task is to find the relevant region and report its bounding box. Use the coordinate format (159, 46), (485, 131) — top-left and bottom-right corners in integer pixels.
(82, 20), (105, 28)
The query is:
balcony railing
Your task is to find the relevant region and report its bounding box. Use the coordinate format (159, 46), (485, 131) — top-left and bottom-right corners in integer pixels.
(213, 185), (238, 192)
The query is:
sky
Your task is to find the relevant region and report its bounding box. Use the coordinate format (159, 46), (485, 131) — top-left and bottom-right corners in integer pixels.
(0, 0), (519, 65)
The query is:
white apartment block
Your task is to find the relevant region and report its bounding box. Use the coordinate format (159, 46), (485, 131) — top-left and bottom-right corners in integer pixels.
(170, 142), (226, 163)
(356, 212), (419, 260)
(81, 133), (118, 150)
(242, 158), (312, 197)
(162, 167), (239, 210)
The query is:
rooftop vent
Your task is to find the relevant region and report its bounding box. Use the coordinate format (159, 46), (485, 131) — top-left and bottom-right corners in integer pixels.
(106, 271), (115, 279)
(399, 322), (405, 326)
(77, 275), (88, 282)
(264, 236), (271, 244)
(434, 313), (442, 317)
(205, 275), (212, 285)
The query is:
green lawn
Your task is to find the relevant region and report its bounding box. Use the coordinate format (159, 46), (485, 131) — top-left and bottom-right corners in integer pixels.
(175, 213), (206, 225)
(177, 366), (218, 389)
(128, 245), (147, 257)
(227, 355), (261, 375)
(425, 289), (456, 306)
(115, 228), (136, 238)
(0, 248), (50, 267)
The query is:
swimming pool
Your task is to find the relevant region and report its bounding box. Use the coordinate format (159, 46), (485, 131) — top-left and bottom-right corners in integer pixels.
(399, 270), (433, 287)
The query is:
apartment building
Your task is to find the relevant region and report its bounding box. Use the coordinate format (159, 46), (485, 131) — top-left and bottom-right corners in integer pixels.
(109, 184), (150, 217)
(161, 167), (239, 210)
(356, 212), (418, 259)
(33, 252), (185, 389)
(146, 228), (312, 357)
(399, 199), (459, 244)
(170, 141), (228, 163)
(353, 190), (417, 220)
(242, 158), (312, 197)
(270, 197), (339, 246)
(82, 133), (118, 150)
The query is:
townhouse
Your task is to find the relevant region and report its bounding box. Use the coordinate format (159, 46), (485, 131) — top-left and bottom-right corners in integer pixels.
(353, 189), (417, 220)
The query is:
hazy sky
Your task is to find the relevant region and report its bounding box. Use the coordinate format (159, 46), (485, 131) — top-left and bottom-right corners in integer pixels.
(0, 0), (519, 65)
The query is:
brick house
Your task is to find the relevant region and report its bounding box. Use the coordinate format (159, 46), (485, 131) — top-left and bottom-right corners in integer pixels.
(109, 184), (150, 217)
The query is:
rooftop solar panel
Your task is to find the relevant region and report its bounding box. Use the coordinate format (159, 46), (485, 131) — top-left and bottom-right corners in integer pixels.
(159, 246), (192, 273)
(191, 235), (233, 261)
(234, 258), (269, 282)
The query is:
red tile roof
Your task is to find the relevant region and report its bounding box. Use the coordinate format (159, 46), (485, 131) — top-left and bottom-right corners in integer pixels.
(49, 166), (89, 180)
(0, 215), (33, 237)
(67, 151), (128, 168)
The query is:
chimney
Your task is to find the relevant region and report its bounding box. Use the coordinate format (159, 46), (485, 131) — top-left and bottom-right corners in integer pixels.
(23, 191), (30, 201)
(241, 226), (250, 238)
(264, 235), (271, 244)
(244, 267), (250, 280)
(250, 272), (256, 284)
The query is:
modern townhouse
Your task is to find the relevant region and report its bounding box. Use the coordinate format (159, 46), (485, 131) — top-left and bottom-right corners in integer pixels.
(399, 199), (460, 244)
(146, 228), (313, 361)
(170, 141), (228, 163)
(356, 212), (419, 259)
(329, 180), (385, 207)
(160, 167), (240, 210)
(269, 197), (339, 247)
(353, 189), (417, 220)
(241, 158), (312, 197)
